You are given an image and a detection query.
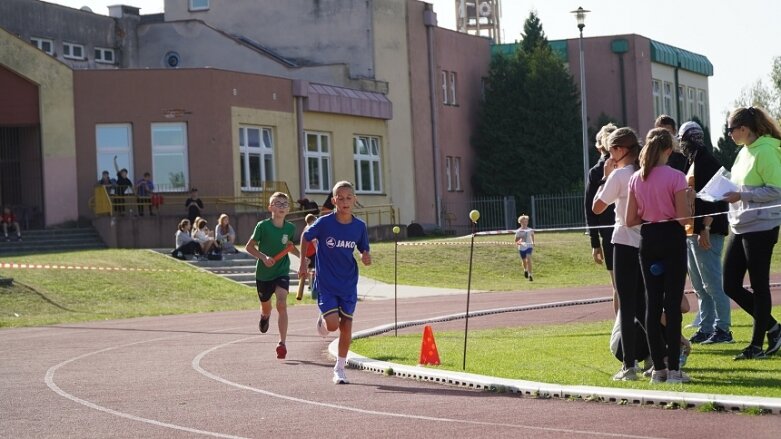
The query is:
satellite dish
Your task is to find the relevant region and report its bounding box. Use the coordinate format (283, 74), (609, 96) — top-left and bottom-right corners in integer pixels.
(80, 6), (93, 12)
(478, 1), (492, 17)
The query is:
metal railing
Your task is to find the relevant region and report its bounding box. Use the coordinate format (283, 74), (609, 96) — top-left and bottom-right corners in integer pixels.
(530, 192), (585, 229)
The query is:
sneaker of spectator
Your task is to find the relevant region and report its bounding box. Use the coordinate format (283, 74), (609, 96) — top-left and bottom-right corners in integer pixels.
(767, 325), (781, 355)
(733, 345), (767, 361)
(688, 330), (711, 344)
(612, 367), (638, 381)
(701, 328), (734, 345)
(649, 369), (667, 384)
(666, 369), (691, 384)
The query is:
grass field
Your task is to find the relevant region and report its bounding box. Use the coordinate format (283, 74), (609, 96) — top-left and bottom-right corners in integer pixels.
(351, 308), (781, 398)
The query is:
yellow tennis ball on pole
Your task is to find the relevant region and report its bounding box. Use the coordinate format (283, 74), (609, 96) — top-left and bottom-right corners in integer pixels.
(469, 210), (480, 222)
(392, 226), (400, 234)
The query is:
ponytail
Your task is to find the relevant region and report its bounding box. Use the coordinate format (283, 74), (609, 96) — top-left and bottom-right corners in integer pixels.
(729, 106), (781, 140)
(639, 128), (673, 180)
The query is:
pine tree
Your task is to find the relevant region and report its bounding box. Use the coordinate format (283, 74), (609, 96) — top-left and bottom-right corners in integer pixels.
(519, 10), (547, 53)
(714, 122), (739, 170)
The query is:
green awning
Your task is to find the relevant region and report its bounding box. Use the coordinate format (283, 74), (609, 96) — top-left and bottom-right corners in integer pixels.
(650, 40), (713, 76)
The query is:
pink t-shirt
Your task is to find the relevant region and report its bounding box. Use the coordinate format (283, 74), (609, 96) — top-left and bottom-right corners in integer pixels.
(628, 165), (687, 223)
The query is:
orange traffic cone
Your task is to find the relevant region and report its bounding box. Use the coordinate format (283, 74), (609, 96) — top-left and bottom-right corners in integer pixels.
(418, 325), (441, 366)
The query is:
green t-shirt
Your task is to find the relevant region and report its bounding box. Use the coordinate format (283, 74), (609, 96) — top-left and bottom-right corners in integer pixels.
(251, 219), (296, 281)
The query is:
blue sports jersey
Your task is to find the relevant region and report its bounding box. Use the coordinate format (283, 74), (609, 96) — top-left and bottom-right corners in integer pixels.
(303, 213), (369, 296)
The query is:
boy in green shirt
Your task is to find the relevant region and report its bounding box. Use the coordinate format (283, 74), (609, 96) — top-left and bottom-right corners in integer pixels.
(245, 192), (300, 359)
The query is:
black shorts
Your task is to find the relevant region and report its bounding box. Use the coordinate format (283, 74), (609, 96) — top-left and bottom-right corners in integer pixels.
(256, 276), (290, 302)
(307, 256), (316, 270)
(599, 227), (614, 271)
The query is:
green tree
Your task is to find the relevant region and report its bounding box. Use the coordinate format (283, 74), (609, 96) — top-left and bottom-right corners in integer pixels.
(519, 10), (547, 53)
(714, 122), (739, 170)
(473, 12), (581, 213)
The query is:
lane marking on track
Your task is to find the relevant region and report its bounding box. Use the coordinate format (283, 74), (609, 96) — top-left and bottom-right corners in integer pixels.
(192, 337), (668, 439)
(0, 262), (190, 273)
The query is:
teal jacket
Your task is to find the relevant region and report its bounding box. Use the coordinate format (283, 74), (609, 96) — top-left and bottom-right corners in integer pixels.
(729, 135), (781, 234)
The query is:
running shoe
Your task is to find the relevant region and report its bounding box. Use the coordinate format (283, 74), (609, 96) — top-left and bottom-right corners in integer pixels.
(276, 342), (287, 359)
(524, 271), (529, 279)
(688, 330), (711, 344)
(612, 367), (638, 381)
(259, 315), (270, 334)
(649, 369), (667, 384)
(767, 326), (781, 355)
(666, 369), (691, 384)
(701, 328), (734, 345)
(316, 314), (329, 337)
(333, 368), (349, 384)
(528, 275), (533, 282)
(733, 345), (767, 360)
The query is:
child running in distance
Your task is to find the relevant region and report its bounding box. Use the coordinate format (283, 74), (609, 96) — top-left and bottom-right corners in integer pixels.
(298, 181), (371, 384)
(245, 192), (300, 360)
(514, 214), (535, 281)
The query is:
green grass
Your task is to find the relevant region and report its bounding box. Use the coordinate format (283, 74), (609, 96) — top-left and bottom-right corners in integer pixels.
(362, 231), (781, 290)
(0, 249), (313, 328)
(352, 307), (781, 398)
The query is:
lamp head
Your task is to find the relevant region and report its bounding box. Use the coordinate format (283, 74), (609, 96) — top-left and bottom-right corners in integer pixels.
(570, 6), (590, 31)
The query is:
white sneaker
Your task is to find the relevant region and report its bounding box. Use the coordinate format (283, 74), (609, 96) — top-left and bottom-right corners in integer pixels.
(332, 368), (349, 384)
(612, 367), (638, 381)
(666, 369), (691, 384)
(316, 314), (329, 337)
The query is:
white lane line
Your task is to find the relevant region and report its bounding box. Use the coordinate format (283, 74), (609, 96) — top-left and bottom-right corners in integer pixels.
(193, 336), (669, 439)
(45, 331), (250, 439)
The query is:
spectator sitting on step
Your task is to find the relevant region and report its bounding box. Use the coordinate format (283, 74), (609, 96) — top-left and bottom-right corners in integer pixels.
(2, 206), (22, 242)
(192, 218), (217, 255)
(171, 219), (201, 259)
(215, 213), (238, 254)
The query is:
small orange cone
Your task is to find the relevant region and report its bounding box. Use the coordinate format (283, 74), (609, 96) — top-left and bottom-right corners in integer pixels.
(418, 325), (441, 366)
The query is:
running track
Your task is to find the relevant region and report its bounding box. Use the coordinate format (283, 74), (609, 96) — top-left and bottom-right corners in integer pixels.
(2, 286), (780, 438)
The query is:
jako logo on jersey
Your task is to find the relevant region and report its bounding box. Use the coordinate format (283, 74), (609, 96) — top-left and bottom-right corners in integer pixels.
(325, 237), (356, 249)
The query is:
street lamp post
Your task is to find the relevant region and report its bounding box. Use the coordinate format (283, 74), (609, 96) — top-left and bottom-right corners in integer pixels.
(571, 6), (590, 189)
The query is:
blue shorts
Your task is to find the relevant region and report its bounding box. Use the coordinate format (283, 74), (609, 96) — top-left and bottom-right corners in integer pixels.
(519, 248), (533, 260)
(317, 287), (357, 320)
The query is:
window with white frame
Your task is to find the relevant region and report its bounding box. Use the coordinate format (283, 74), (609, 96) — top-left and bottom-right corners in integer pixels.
(663, 82), (673, 116)
(189, 0), (209, 11)
(445, 156), (452, 191)
(453, 157), (462, 191)
(151, 123), (189, 192)
(353, 135), (382, 193)
(239, 126), (274, 190)
(449, 71), (457, 106)
(30, 37), (53, 55)
(94, 47), (115, 64)
(688, 87), (697, 119)
(441, 71), (448, 104)
(652, 80), (661, 116)
(96, 124), (133, 181)
(305, 132), (331, 192)
(697, 89), (706, 123)
(678, 85), (686, 121)
(63, 42), (85, 60)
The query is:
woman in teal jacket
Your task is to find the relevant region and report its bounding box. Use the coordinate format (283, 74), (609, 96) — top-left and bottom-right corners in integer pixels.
(723, 106), (781, 360)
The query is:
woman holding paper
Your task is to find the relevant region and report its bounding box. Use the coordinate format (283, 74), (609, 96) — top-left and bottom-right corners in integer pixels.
(722, 106), (781, 360)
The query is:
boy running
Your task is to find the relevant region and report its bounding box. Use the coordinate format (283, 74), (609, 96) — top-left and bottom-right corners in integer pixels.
(245, 192), (300, 359)
(298, 181), (371, 384)
(515, 214), (535, 281)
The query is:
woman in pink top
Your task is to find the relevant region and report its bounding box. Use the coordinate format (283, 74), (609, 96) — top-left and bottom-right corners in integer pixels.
(626, 128), (693, 384)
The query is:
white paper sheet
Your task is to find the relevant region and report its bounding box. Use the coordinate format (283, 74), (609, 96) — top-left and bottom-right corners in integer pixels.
(696, 167), (738, 202)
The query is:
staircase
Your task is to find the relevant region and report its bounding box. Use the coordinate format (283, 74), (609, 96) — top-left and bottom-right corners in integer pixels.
(0, 227), (106, 255)
(166, 250), (302, 289)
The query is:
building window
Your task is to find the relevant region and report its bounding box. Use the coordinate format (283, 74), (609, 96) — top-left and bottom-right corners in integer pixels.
(697, 89), (707, 124)
(63, 42), (85, 60)
(453, 157), (462, 191)
(445, 156), (452, 191)
(94, 47), (115, 64)
(151, 123), (189, 192)
(305, 132), (331, 192)
(441, 71), (448, 104)
(688, 87), (697, 120)
(678, 85), (686, 121)
(652, 80), (661, 116)
(239, 126), (274, 190)
(353, 136), (382, 193)
(449, 71), (458, 105)
(96, 124), (133, 181)
(30, 37), (53, 55)
(189, 0), (209, 11)
(663, 82), (673, 116)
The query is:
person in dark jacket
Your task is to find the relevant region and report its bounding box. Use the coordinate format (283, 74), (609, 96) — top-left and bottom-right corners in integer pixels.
(655, 115), (688, 173)
(585, 123), (618, 312)
(678, 121), (733, 346)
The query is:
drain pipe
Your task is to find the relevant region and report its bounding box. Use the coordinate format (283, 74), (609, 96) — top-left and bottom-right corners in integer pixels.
(424, 5), (442, 227)
(293, 80), (308, 201)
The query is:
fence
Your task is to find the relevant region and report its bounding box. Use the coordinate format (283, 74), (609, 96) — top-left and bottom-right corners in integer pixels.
(530, 192), (585, 229)
(443, 196), (516, 235)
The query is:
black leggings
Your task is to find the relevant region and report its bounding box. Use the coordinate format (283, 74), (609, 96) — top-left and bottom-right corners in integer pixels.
(173, 241), (201, 256)
(639, 221), (687, 371)
(613, 243), (647, 368)
(723, 227), (779, 348)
